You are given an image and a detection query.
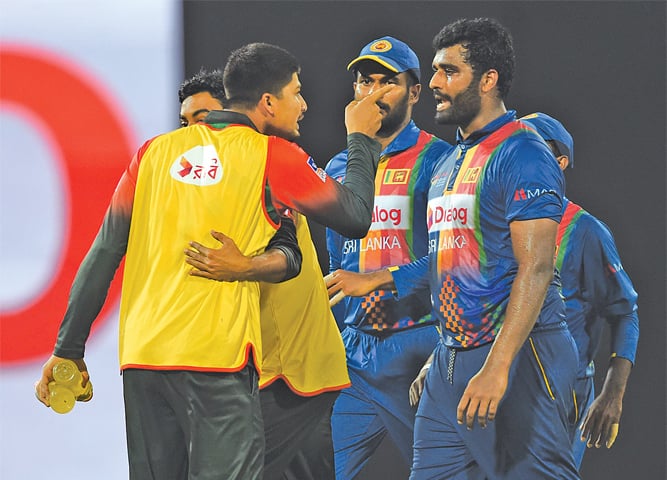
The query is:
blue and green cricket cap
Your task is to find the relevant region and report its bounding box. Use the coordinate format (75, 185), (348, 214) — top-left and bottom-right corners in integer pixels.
(347, 36), (420, 82)
(521, 112), (574, 167)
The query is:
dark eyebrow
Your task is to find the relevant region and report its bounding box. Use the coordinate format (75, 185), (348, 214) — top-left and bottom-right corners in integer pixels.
(433, 61), (457, 71)
(180, 108), (211, 122)
(191, 108), (211, 117)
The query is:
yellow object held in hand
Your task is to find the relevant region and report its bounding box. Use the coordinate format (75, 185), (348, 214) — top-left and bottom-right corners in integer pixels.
(47, 359), (92, 414)
(606, 423), (620, 448)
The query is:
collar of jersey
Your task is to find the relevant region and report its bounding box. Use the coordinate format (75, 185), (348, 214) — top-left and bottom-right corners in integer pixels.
(455, 110), (517, 146)
(381, 120), (421, 156)
(204, 110), (259, 131)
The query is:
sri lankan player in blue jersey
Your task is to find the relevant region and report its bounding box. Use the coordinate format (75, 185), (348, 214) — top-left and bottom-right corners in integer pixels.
(349, 19), (581, 479)
(324, 36), (452, 479)
(521, 112), (639, 469)
(401, 104), (581, 478)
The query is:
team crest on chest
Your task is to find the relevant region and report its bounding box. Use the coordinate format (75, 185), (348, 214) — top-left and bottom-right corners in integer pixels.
(383, 169), (410, 185)
(461, 167), (481, 184)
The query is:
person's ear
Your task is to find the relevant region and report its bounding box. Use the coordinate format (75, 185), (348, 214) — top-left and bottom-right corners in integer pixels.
(409, 83), (421, 105)
(259, 93), (274, 116)
(479, 69), (498, 94)
(557, 155), (570, 171)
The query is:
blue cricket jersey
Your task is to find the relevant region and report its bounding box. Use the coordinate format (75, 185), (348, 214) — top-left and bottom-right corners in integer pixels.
(556, 198), (639, 378)
(393, 111), (566, 348)
(326, 121), (452, 332)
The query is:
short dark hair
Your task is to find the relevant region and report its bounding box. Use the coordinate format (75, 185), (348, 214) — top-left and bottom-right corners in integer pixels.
(178, 68), (225, 104)
(433, 17), (515, 99)
(545, 139), (563, 158)
(223, 43), (300, 109)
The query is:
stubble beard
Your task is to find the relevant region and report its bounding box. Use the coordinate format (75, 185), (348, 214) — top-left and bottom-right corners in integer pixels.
(434, 78), (481, 128)
(376, 91), (410, 138)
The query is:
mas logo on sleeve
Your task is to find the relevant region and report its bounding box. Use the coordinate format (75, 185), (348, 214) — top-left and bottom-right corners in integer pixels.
(170, 145), (222, 185)
(513, 187), (556, 201)
(307, 157), (328, 182)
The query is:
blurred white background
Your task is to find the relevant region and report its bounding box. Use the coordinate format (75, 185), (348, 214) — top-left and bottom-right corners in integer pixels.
(0, 1), (181, 478)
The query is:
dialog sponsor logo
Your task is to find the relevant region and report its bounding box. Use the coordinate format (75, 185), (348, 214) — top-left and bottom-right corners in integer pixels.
(170, 145), (222, 185)
(370, 195), (410, 230)
(427, 194), (474, 232)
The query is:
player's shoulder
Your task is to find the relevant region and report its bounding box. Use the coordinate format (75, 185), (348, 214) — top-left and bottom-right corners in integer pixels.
(506, 122), (550, 152)
(137, 127), (191, 157)
(578, 209), (615, 239)
(424, 132), (454, 152)
(430, 139), (455, 162)
(414, 125), (451, 147)
(265, 134), (309, 159)
(414, 127), (454, 163)
(566, 200), (616, 240)
(499, 126), (558, 170)
(324, 149), (349, 176)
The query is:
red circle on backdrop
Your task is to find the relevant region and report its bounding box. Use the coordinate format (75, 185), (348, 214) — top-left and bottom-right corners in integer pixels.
(0, 46), (134, 364)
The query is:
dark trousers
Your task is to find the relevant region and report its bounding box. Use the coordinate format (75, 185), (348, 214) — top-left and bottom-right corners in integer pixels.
(261, 379), (339, 480)
(411, 323), (580, 479)
(123, 367), (264, 480)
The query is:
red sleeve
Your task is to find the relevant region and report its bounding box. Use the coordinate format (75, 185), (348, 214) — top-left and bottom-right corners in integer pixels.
(265, 135), (377, 239)
(109, 137), (154, 219)
(266, 136), (341, 213)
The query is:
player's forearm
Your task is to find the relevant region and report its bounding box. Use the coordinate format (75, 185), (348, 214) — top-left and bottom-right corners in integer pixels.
(391, 256), (429, 299)
(599, 357), (632, 399)
(486, 218), (559, 370)
(255, 216), (301, 282)
(368, 268), (396, 291)
(336, 133), (381, 238)
(421, 352), (435, 370)
(484, 262), (553, 371)
(241, 248), (293, 283)
(55, 212), (128, 357)
(325, 268), (394, 299)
